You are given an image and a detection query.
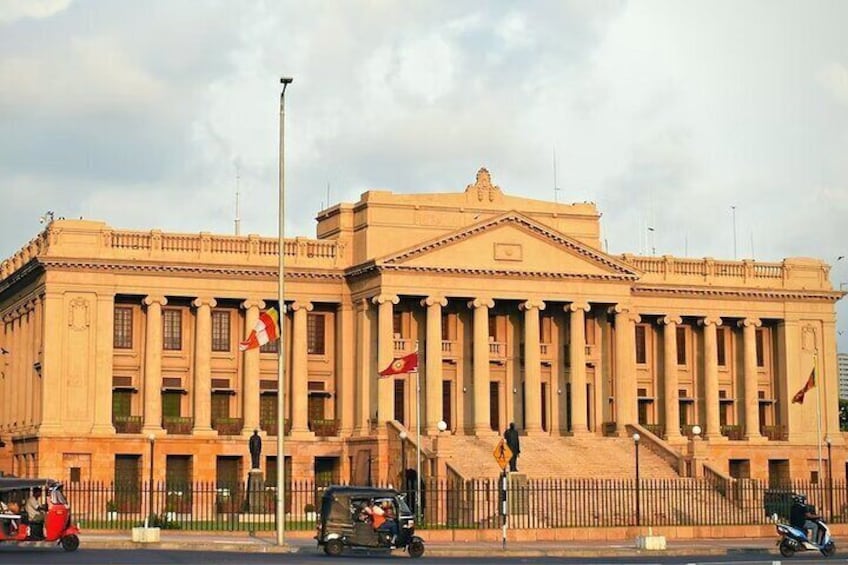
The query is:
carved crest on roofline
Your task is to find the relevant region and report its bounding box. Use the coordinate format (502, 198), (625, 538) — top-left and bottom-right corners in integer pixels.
(465, 167), (503, 203)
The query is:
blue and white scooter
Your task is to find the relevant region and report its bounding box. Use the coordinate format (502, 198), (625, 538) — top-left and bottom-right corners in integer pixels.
(776, 517), (836, 558)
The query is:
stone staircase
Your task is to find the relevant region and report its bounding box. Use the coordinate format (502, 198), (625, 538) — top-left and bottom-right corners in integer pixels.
(438, 434), (682, 480)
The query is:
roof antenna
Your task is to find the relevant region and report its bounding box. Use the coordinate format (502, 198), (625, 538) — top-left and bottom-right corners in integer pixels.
(234, 163), (241, 236)
(552, 145), (561, 203)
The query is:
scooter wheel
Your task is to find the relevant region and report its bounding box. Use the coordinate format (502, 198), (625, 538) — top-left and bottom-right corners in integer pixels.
(61, 534), (80, 552)
(779, 540), (795, 558)
(324, 539), (343, 557)
(408, 537), (425, 559)
(822, 541), (836, 557)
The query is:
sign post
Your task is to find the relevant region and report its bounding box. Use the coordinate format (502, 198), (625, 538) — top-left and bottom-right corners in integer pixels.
(493, 438), (513, 549)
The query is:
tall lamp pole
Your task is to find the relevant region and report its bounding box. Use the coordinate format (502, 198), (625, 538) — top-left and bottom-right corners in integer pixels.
(633, 432), (641, 527)
(826, 437), (833, 521)
(276, 76), (293, 547)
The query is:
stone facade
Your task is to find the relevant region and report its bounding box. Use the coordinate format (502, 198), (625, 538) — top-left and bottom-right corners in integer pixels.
(0, 168), (843, 486)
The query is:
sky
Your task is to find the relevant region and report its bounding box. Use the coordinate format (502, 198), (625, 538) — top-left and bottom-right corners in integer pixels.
(1, 0), (847, 345)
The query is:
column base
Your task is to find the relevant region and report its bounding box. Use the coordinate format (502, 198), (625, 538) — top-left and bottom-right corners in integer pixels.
(743, 435), (769, 444)
(569, 429), (593, 438)
(241, 427), (264, 437)
(474, 428), (499, 438)
(90, 424), (116, 436)
(663, 433), (687, 445)
(703, 433), (728, 442)
(289, 429), (315, 440)
(141, 426), (165, 437)
(192, 428), (218, 438)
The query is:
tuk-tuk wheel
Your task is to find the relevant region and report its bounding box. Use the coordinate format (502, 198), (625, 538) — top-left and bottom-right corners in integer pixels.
(408, 537), (425, 558)
(324, 539), (343, 557)
(61, 534), (80, 552)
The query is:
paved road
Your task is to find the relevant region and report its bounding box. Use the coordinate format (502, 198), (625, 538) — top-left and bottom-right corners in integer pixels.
(0, 548), (834, 565)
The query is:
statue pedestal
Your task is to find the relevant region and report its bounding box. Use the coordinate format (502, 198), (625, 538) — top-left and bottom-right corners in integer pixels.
(247, 469), (266, 513)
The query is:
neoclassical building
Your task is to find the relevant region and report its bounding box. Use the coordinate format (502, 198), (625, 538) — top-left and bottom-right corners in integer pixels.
(0, 168), (842, 489)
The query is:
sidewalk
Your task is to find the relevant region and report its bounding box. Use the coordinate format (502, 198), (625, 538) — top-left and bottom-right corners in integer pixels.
(77, 531), (780, 558)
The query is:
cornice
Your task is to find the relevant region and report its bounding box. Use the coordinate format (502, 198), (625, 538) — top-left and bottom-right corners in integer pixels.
(36, 259), (345, 281)
(632, 284), (841, 302)
(357, 263), (636, 281)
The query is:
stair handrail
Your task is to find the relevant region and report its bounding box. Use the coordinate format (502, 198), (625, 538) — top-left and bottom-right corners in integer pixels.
(626, 423), (686, 476)
(387, 420), (435, 459)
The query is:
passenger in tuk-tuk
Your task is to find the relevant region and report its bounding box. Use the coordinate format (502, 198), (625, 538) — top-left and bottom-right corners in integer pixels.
(0, 498), (19, 536)
(25, 488), (46, 538)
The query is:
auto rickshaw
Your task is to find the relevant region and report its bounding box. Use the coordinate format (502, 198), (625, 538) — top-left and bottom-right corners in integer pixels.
(316, 485), (425, 558)
(0, 477), (80, 551)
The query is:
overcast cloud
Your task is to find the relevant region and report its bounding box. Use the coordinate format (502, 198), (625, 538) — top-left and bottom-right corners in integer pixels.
(2, 0), (847, 347)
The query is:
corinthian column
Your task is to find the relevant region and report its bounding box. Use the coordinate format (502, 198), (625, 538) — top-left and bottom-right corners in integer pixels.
(568, 302), (590, 435)
(373, 294), (399, 425)
(142, 295), (167, 435)
(613, 305), (639, 434)
(355, 299), (372, 435)
(740, 318), (764, 440)
(422, 296), (446, 434)
(700, 317), (723, 439)
(192, 297), (217, 434)
(241, 299), (264, 434)
(660, 315), (684, 442)
(290, 300), (314, 436)
(469, 298), (494, 436)
(521, 299), (545, 434)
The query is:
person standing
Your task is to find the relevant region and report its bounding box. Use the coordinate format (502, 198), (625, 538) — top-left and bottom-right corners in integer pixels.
(504, 422), (520, 472)
(249, 429), (262, 470)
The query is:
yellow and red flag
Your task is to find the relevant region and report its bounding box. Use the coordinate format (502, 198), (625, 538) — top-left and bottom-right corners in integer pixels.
(378, 352), (418, 378)
(792, 367), (816, 404)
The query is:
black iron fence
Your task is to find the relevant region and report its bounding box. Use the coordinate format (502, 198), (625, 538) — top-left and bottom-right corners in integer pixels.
(62, 477), (848, 531)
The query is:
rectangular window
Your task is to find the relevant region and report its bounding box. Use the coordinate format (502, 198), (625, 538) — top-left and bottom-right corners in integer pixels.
(162, 391), (182, 418)
(212, 310), (231, 352)
(635, 325), (646, 364)
(112, 390), (132, 419)
(539, 315), (552, 343)
(676, 327), (687, 365)
(114, 307), (133, 349)
(717, 327), (726, 367)
(441, 313), (450, 341)
(488, 315), (497, 340)
(393, 312), (402, 337)
(211, 392), (230, 421)
(69, 467), (81, 483)
(756, 328), (765, 367)
(260, 394), (277, 428)
(162, 309), (182, 351)
(307, 313), (326, 355)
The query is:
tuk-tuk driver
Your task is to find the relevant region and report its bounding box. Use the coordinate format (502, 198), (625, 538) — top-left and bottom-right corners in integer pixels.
(25, 488), (45, 525)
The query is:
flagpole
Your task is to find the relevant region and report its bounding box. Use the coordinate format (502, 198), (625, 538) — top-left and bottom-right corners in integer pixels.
(276, 76), (293, 547)
(415, 345), (422, 524)
(815, 350), (822, 481)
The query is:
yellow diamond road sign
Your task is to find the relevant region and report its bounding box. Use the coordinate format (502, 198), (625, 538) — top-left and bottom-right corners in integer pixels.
(493, 438), (513, 471)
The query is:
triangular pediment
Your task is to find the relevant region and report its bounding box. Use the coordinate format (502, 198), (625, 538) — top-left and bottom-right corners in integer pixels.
(376, 212), (639, 280)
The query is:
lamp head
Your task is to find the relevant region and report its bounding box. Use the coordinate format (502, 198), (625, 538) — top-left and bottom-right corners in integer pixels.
(692, 425), (702, 436)
(826, 436), (832, 445)
(437, 420), (448, 432)
(148, 433), (155, 442)
(399, 431), (407, 440)
(280, 77), (293, 85)
(632, 432), (640, 443)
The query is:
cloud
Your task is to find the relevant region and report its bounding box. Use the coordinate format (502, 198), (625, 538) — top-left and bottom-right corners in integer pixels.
(819, 62), (848, 106)
(0, 0), (71, 25)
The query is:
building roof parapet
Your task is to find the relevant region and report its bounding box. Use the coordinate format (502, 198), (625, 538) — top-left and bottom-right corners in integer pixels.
(620, 254), (835, 292)
(0, 220), (348, 283)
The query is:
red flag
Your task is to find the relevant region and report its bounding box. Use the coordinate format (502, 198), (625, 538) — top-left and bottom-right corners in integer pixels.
(379, 352), (418, 378)
(239, 308), (280, 351)
(792, 367), (816, 404)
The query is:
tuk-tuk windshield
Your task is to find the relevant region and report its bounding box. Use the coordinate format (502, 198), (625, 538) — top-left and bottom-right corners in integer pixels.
(397, 495), (412, 516)
(50, 485), (68, 506)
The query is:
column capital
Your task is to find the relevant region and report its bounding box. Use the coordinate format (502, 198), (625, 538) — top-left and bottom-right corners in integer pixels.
(566, 301), (590, 313)
(467, 297), (494, 309)
(610, 304), (640, 323)
(421, 296), (447, 308)
(191, 297), (218, 309)
(240, 298), (266, 310)
(372, 294), (399, 306)
(519, 299), (546, 312)
(738, 317), (762, 328)
(291, 300), (314, 312)
(143, 295), (168, 307)
(699, 316), (723, 327)
(658, 315), (683, 326)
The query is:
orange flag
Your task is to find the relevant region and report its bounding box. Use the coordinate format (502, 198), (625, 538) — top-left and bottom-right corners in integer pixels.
(791, 367), (815, 404)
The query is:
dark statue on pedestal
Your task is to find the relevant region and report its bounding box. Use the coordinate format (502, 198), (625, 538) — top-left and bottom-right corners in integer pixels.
(249, 429), (262, 470)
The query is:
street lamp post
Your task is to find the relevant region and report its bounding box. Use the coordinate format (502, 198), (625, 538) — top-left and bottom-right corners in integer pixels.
(276, 76), (293, 547)
(826, 437), (833, 521)
(633, 432), (641, 527)
(147, 434), (155, 528)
